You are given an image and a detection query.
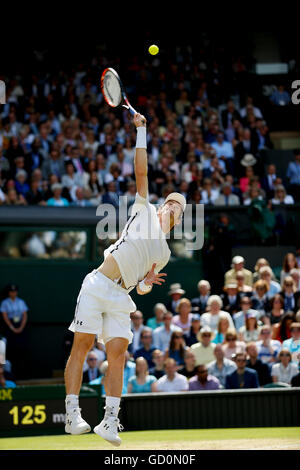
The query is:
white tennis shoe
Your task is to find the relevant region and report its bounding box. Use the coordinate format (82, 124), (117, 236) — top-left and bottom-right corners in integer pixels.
(65, 407), (91, 435)
(94, 416), (123, 446)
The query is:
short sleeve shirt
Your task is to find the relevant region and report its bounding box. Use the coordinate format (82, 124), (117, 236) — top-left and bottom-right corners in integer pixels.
(0, 297), (28, 323)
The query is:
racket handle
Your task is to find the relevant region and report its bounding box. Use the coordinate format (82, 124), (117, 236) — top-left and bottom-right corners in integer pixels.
(123, 101), (145, 124)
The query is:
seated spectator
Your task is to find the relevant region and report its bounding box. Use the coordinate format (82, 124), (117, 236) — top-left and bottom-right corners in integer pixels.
(25, 178), (47, 205)
(235, 270), (253, 295)
(82, 351), (101, 383)
(239, 164), (257, 193)
(0, 364), (16, 389)
(127, 357), (157, 393)
(129, 310), (144, 354)
(280, 276), (300, 313)
(133, 327), (156, 369)
(266, 294), (285, 325)
(290, 268), (300, 291)
(154, 358), (189, 392)
(172, 298), (194, 334)
(243, 186), (264, 206)
(282, 322), (300, 365)
(180, 349), (197, 379)
(207, 343), (237, 388)
(261, 164), (278, 200)
(153, 311), (182, 352)
(188, 364), (221, 391)
(251, 280), (271, 318)
(166, 283), (186, 314)
(272, 312), (295, 343)
(225, 255), (253, 287)
(270, 84), (291, 106)
(146, 303), (167, 330)
(183, 314), (202, 347)
(46, 183), (70, 206)
(212, 313), (231, 344)
(200, 295), (235, 331)
(200, 178), (219, 205)
(214, 182), (240, 206)
(253, 258), (271, 284)
(149, 349), (165, 379)
(225, 352), (259, 389)
(256, 324), (282, 364)
(233, 296), (259, 331)
(258, 266), (281, 299)
(286, 150), (300, 203)
(15, 169), (29, 196)
(245, 342), (272, 386)
(191, 280), (211, 314)
(5, 187), (27, 205)
(190, 326), (216, 366)
(221, 283), (243, 315)
(271, 349), (298, 385)
(271, 185), (294, 205)
(238, 312), (261, 343)
(222, 329), (246, 360)
(280, 252), (299, 284)
(71, 187), (93, 207)
(164, 330), (187, 369)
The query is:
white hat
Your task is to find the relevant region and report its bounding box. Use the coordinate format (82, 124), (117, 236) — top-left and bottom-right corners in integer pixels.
(164, 192), (186, 212)
(240, 153), (257, 167)
(232, 255), (244, 264)
(168, 283), (185, 295)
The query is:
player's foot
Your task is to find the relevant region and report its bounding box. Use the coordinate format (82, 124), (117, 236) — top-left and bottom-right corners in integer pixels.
(94, 416), (123, 446)
(65, 407), (91, 435)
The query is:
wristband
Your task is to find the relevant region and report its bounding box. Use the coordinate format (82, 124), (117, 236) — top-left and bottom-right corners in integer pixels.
(136, 126), (147, 149)
(138, 279), (152, 293)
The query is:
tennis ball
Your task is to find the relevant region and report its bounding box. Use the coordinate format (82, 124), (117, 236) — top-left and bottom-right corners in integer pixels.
(149, 44), (159, 55)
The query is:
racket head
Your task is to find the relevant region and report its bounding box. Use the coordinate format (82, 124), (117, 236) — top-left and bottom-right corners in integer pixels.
(101, 67), (123, 108)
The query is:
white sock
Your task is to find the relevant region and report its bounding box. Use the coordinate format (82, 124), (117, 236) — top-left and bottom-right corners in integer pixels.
(65, 394), (79, 413)
(105, 396), (120, 417)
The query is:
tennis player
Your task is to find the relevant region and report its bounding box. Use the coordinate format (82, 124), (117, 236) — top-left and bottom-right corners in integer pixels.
(64, 113), (186, 445)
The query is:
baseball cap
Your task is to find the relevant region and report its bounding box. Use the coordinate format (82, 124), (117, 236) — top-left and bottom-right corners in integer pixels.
(164, 192), (187, 212)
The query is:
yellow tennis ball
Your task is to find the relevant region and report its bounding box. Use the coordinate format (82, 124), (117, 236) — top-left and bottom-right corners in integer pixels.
(149, 44), (159, 55)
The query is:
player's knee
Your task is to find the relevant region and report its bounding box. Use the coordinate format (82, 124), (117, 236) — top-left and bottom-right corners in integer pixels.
(72, 333), (95, 357)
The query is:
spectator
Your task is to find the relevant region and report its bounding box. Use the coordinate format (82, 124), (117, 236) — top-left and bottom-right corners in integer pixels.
(207, 343), (237, 388)
(149, 349), (165, 379)
(191, 280), (211, 314)
(280, 253), (299, 284)
(225, 352), (259, 389)
(146, 303), (167, 330)
(127, 357), (157, 393)
(129, 310), (144, 354)
(188, 364), (221, 391)
(225, 255), (253, 287)
(270, 85), (291, 106)
(46, 183), (70, 207)
(238, 312), (261, 343)
(235, 270), (253, 296)
(221, 282), (243, 315)
(272, 312), (295, 343)
(153, 311), (182, 352)
(256, 324), (282, 364)
(233, 297), (259, 331)
(0, 364), (16, 389)
(200, 295), (235, 331)
(82, 351), (101, 383)
(271, 349), (298, 385)
(172, 298), (194, 334)
(15, 169), (29, 196)
(280, 276), (300, 313)
(183, 314), (202, 347)
(245, 342), (272, 386)
(267, 294), (285, 325)
(258, 266), (281, 299)
(211, 313), (231, 344)
(251, 280), (271, 318)
(214, 182), (240, 206)
(261, 164), (278, 200)
(286, 150), (300, 202)
(282, 322), (300, 366)
(190, 326), (216, 366)
(166, 283), (186, 314)
(133, 328), (156, 369)
(0, 284), (29, 379)
(290, 268), (300, 291)
(164, 330), (187, 369)
(180, 349), (197, 379)
(155, 358), (189, 392)
(222, 329), (246, 360)
(253, 258), (270, 284)
(271, 185), (294, 205)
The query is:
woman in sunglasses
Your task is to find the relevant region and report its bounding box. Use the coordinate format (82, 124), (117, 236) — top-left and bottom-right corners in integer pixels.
(271, 349), (298, 385)
(164, 331), (187, 370)
(280, 276), (300, 313)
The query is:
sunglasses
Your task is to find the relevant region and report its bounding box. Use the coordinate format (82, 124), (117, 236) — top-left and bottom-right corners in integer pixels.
(227, 337), (236, 341)
(202, 333), (211, 337)
(280, 353), (290, 357)
(236, 359), (246, 363)
(174, 335), (183, 339)
(285, 284), (293, 287)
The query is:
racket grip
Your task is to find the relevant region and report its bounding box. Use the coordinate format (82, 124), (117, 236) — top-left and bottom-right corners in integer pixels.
(124, 102), (146, 124)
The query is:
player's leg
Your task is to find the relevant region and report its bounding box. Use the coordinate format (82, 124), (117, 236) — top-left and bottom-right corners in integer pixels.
(64, 331), (95, 434)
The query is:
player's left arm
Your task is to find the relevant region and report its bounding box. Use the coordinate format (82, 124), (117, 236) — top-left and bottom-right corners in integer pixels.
(136, 263), (167, 295)
(133, 113), (148, 199)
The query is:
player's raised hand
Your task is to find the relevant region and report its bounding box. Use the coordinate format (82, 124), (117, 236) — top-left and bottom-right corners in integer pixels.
(144, 263), (167, 286)
(133, 113), (146, 127)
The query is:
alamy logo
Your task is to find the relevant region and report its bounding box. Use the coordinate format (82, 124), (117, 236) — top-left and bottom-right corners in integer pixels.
(0, 80), (5, 104)
(291, 80), (300, 105)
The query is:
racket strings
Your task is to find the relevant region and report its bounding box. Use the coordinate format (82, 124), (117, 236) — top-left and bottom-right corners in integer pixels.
(103, 73), (122, 107)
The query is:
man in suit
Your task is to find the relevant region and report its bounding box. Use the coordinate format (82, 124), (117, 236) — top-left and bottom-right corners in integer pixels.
(214, 182), (240, 206)
(221, 100), (241, 133)
(191, 280), (211, 314)
(42, 147), (65, 180)
(82, 351), (101, 383)
(261, 164), (278, 200)
(225, 352), (260, 389)
(221, 283), (243, 315)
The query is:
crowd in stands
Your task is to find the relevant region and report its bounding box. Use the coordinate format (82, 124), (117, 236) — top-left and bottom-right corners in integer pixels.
(1, 45), (300, 216)
(71, 251), (300, 394)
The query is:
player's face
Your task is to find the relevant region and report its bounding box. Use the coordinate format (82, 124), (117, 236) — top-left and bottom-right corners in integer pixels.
(160, 201), (182, 232)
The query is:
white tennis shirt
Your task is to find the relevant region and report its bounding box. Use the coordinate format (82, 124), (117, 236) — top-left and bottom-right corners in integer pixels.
(104, 193), (171, 292)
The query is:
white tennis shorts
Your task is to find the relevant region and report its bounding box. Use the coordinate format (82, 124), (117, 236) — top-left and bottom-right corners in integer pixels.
(69, 269), (136, 345)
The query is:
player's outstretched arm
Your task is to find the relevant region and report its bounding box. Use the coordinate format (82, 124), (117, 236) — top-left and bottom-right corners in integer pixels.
(133, 113), (148, 199)
(136, 263), (167, 295)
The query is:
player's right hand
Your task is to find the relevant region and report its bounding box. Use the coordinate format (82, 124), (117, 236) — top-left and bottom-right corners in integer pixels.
(133, 113), (146, 127)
